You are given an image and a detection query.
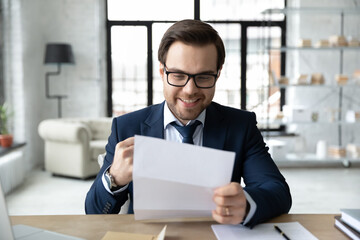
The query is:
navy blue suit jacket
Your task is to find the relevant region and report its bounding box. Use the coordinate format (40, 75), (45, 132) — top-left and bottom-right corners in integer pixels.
(85, 101), (291, 227)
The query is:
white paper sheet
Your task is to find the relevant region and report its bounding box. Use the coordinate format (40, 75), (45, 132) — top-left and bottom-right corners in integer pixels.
(133, 135), (235, 220)
(211, 222), (318, 240)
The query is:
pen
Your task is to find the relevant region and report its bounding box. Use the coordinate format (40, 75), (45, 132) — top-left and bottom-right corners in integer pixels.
(274, 225), (291, 240)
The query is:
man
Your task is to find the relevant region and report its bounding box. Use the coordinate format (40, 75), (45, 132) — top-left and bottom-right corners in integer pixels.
(85, 19), (291, 227)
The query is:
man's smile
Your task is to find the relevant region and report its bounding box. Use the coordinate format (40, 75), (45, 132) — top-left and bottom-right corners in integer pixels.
(179, 98), (200, 107)
(180, 98), (198, 103)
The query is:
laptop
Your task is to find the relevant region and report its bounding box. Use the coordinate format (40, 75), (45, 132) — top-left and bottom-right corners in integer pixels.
(0, 182), (84, 240)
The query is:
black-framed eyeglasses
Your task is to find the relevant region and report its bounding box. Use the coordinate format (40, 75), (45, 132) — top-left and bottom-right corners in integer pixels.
(163, 65), (218, 89)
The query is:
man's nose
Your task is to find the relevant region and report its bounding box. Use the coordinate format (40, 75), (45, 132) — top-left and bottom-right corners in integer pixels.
(182, 77), (198, 94)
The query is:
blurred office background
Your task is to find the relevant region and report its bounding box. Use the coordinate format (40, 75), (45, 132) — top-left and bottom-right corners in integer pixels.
(0, 0), (359, 215)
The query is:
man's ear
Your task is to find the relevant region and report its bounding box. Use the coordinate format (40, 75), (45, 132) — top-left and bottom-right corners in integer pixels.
(159, 63), (165, 79)
(217, 66), (223, 79)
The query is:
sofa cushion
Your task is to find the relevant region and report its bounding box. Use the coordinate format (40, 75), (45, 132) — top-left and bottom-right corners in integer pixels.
(90, 140), (107, 161)
(88, 118), (112, 140)
(38, 120), (92, 143)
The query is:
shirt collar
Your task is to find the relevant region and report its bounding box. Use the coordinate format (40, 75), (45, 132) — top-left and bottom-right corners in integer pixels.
(163, 101), (206, 129)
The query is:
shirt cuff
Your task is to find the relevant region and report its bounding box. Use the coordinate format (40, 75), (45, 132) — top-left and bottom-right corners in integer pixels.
(102, 165), (129, 195)
(242, 190), (257, 225)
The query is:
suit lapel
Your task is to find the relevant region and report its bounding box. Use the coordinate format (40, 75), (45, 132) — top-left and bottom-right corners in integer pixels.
(139, 101), (227, 147)
(141, 102), (165, 139)
(203, 102), (227, 150)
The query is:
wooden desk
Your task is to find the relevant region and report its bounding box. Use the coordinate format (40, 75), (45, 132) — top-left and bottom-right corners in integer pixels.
(11, 214), (346, 240)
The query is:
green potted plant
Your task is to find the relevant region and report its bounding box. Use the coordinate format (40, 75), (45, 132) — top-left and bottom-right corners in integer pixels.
(0, 102), (14, 148)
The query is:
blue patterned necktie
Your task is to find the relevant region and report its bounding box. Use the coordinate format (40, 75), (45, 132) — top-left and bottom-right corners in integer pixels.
(170, 120), (201, 144)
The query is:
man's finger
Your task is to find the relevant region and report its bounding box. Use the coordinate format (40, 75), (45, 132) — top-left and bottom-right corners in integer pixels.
(214, 205), (233, 216)
(214, 182), (242, 196)
(213, 194), (241, 207)
(117, 136), (135, 149)
(122, 145), (134, 162)
(212, 210), (243, 225)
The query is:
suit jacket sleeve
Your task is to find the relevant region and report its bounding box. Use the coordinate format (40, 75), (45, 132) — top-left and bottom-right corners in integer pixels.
(241, 112), (292, 227)
(85, 118), (129, 214)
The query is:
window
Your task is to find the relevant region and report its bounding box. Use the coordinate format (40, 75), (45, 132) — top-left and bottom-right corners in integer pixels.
(106, 1), (285, 121)
(200, 0), (284, 21)
(247, 27), (282, 124)
(107, 0), (193, 21)
(152, 23), (174, 105)
(210, 24), (241, 109)
(111, 26), (148, 115)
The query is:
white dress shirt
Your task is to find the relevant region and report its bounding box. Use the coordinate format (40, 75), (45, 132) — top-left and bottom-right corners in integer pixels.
(163, 101), (205, 145)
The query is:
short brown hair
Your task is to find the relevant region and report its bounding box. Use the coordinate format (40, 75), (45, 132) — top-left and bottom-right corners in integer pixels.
(158, 19), (225, 70)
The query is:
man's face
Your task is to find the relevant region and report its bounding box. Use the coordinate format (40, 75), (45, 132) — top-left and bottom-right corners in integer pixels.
(160, 41), (220, 125)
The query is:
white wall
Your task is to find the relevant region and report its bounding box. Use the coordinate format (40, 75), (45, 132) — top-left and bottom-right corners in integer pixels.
(3, 0), (107, 171)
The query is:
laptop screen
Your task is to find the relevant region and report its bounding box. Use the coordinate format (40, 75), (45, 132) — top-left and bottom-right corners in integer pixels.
(0, 183), (15, 240)
(0, 180), (85, 240)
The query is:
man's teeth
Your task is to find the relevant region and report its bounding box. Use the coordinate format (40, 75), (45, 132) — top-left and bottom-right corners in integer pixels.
(182, 99), (197, 103)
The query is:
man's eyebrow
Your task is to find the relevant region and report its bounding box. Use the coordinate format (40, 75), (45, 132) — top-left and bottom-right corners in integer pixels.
(166, 67), (217, 74)
(166, 67), (185, 73)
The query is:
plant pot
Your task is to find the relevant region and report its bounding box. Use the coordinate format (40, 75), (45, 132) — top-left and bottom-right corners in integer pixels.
(0, 134), (13, 148)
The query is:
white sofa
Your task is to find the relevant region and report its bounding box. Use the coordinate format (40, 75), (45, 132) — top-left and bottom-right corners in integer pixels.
(38, 118), (112, 179)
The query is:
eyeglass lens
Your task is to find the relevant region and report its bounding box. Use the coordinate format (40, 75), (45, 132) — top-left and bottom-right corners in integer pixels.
(168, 72), (216, 88)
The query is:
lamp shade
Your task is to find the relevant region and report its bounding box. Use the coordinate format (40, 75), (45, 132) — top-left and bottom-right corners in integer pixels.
(44, 43), (74, 64)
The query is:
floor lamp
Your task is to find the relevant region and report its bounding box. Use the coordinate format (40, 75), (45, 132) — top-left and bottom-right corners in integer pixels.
(44, 43), (74, 118)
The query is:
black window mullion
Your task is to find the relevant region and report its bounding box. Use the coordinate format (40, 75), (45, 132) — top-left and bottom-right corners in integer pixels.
(240, 24), (247, 110)
(280, 17), (286, 111)
(147, 23), (153, 106)
(194, 0), (200, 20)
(106, 23), (112, 116)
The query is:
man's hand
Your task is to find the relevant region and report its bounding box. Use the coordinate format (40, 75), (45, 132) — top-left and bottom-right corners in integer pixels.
(109, 137), (135, 186)
(212, 182), (248, 224)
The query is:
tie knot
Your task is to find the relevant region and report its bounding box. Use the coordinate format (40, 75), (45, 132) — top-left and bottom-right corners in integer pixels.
(171, 120), (201, 144)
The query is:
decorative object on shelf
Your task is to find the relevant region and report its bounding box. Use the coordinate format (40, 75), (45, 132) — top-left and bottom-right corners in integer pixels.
(348, 37), (360, 47)
(44, 43), (75, 118)
(275, 111), (284, 120)
(296, 74), (308, 85)
(328, 145), (346, 158)
(278, 76), (289, 85)
(297, 39), (312, 47)
(311, 112), (319, 122)
(283, 105), (311, 122)
(267, 139), (287, 160)
(354, 69), (360, 79)
(311, 73), (325, 85)
(293, 36), (359, 48)
(329, 35), (348, 47)
(315, 39), (330, 48)
(316, 140), (327, 159)
(335, 74), (348, 85)
(354, 70), (360, 85)
(346, 144), (360, 159)
(345, 110), (360, 123)
(328, 108), (340, 122)
(0, 103), (14, 148)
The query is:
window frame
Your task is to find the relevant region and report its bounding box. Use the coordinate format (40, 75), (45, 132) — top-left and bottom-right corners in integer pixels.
(105, 0), (286, 132)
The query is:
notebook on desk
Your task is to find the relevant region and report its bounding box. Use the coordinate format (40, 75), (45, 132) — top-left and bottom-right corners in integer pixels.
(0, 182), (84, 240)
